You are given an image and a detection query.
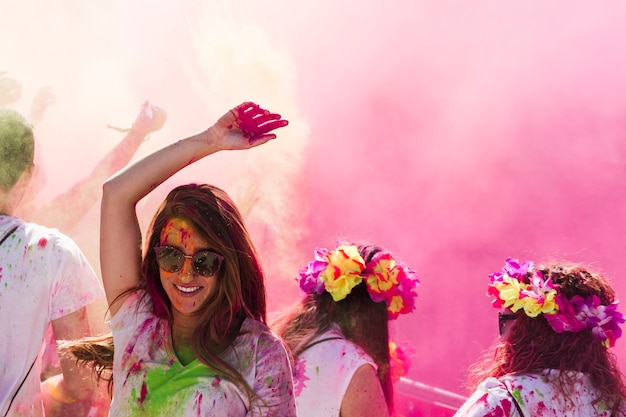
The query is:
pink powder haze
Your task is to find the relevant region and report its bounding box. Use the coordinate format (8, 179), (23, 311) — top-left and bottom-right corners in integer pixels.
(3, 0), (626, 410)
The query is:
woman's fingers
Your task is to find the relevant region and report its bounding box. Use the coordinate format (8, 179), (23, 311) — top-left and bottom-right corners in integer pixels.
(230, 101), (288, 140)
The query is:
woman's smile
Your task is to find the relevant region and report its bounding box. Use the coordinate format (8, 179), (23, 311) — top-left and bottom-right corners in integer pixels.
(159, 217), (219, 317)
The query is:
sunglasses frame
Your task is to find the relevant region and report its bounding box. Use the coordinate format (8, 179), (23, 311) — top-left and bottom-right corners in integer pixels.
(154, 245), (224, 277)
(498, 312), (517, 336)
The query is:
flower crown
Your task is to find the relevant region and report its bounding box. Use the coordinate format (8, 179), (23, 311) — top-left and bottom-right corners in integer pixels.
(298, 244), (420, 319)
(488, 258), (625, 347)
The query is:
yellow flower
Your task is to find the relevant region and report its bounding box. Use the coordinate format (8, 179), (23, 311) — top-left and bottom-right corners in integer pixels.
(541, 290), (558, 314)
(324, 272), (363, 301)
(520, 297), (543, 317)
(387, 294), (405, 315)
(496, 277), (529, 312)
(320, 245), (365, 302)
(366, 254), (399, 294)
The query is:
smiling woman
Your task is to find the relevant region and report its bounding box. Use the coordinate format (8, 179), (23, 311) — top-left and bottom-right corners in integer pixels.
(155, 218), (223, 324)
(63, 102), (296, 416)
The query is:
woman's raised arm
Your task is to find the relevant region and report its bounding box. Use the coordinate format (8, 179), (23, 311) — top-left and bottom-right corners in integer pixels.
(99, 102), (288, 315)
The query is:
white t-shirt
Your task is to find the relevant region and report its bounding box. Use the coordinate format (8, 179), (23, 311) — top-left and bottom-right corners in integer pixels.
(293, 324), (377, 417)
(108, 291), (297, 417)
(0, 216), (104, 416)
(454, 369), (622, 417)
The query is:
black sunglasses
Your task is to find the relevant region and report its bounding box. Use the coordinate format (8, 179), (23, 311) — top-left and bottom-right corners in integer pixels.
(498, 312), (517, 336)
(154, 246), (224, 277)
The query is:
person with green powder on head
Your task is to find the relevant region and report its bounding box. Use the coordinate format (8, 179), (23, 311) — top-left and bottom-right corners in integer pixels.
(0, 108), (105, 416)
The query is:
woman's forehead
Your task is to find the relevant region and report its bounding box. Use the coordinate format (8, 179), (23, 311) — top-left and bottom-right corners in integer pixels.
(160, 218), (206, 247)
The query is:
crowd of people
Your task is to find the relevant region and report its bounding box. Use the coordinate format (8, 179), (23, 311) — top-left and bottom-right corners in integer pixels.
(1, 96), (625, 417)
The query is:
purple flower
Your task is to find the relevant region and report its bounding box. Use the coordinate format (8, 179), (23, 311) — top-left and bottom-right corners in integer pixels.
(502, 257), (534, 279)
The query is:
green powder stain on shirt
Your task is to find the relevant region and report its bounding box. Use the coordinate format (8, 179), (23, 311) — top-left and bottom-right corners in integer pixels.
(126, 360), (223, 416)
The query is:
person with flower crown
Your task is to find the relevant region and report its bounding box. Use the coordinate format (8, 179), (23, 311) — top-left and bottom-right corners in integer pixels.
(454, 258), (626, 417)
(271, 242), (420, 417)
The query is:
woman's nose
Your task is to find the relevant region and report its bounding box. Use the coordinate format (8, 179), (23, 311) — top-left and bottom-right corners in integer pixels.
(179, 257), (195, 282)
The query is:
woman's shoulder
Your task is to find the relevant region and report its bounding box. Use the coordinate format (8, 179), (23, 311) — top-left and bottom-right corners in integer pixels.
(301, 325), (375, 368)
(240, 317), (271, 332)
(228, 318), (292, 375)
(238, 318), (285, 346)
(499, 369), (573, 392)
(108, 289), (154, 329)
(8, 219), (76, 253)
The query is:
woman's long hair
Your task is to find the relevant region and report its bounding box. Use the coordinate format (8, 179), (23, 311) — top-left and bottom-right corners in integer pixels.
(141, 183), (267, 397)
(59, 335), (115, 395)
(272, 243), (394, 412)
(64, 184), (268, 402)
(468, 262), (626, 413)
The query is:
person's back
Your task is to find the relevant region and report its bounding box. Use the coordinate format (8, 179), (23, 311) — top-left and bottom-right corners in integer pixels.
(0, 108), (105, 416)
(273, 243), (421, 417)
(292, 322), (377, 417)
(460, 371), (617, 416)
(0, 218), (104, 414)
(454, 258), (626, 417)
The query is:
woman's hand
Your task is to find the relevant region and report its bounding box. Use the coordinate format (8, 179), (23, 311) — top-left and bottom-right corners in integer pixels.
(210, 101), (289, 149)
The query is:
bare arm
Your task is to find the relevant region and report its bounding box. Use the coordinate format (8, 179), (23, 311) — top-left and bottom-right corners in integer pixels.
(17, 102), (166, 233)
(340, 364), (390, 417)
(41, 306), (102, 414)
(100, 102), (288, 315)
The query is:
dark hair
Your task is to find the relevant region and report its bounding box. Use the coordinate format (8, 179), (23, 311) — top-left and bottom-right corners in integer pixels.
(0, 109), (34, 191)
(468, 262), (626, 413)
(62, 184), (269, 404)
(272, 243), (394, 413)
(141, 183), (267, 397)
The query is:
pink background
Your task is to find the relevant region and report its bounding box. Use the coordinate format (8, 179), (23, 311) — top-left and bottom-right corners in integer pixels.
(2, 0), (625, 409)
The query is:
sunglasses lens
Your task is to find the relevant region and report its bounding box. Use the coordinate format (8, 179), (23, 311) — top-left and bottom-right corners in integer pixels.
(155, 246), (223, 277)
(498, 313), (517, 336)
(156, 247), (184, 272)
(193, 251), (222, 277)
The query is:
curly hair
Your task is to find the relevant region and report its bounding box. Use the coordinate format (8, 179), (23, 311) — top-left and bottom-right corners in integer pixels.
(468, 262), (626, 413)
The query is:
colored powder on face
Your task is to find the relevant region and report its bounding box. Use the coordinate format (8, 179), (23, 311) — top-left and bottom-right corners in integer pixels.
(160, 218), (194, 247)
